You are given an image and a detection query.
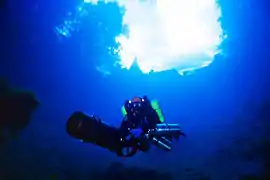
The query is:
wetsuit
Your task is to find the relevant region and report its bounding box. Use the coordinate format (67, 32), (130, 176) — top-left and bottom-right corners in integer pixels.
(116, 98), (162, 157)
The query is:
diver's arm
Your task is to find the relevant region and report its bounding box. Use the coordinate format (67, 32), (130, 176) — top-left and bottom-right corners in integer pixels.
(144, 108), (160, 129)
(119, 116), (130, 131)
(116, 116), (140, 157)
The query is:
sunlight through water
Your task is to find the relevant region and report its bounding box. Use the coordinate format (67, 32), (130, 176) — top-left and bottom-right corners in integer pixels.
(84, 0), (225, 75)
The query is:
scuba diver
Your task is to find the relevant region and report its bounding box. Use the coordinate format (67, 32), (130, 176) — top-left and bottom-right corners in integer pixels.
(66, 96), (185, 157)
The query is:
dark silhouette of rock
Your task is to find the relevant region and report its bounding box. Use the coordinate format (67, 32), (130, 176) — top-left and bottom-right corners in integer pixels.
(0, 78), (39, 143)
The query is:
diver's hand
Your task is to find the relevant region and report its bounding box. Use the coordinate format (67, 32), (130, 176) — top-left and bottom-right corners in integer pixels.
(125, 128), (144, 140)
(131, 128), (143, 138)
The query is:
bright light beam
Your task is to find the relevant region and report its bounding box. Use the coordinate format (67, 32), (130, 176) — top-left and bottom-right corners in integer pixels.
(86, 0), (225, 75)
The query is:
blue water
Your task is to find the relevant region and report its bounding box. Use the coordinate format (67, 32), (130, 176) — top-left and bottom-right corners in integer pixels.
(0, 0), (270, 179)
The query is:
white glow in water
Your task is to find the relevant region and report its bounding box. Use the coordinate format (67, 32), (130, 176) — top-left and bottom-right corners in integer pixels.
(85, 0), (225, 74)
